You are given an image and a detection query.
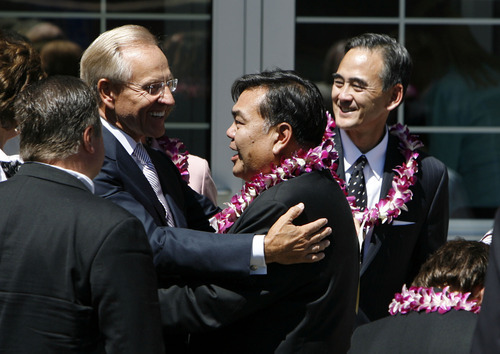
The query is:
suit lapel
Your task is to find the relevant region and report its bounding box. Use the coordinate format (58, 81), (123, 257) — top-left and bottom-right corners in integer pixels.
(103, 128), (168, 226)
(361, 133), (405, 274)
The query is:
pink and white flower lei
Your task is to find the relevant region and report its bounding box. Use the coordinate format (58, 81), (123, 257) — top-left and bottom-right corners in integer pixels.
(156, 135), (190, 183)
(343, 124), (423, 231)
(389, 285), (481, 315)
(210, 112), (339, 233)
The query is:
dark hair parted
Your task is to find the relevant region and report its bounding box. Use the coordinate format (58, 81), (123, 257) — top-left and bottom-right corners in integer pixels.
(0, 30), (45, 130)
(345, 33), (412, 96)
(15, 75), (101, 162)
(231, 69), (326, 147)
(412, 240), (489, 294)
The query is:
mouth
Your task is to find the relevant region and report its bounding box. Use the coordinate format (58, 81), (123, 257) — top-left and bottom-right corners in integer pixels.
(338, 105), (356, 113)
(149, 111), (165, 119)
(229, 144), (239, 163)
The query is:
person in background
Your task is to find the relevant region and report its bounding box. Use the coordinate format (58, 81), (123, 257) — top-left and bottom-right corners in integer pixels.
(0, 29), (45, 181)
(349, 239), (489, 354)
(0, 75), (164, 353)
(331, 32), (449, 324)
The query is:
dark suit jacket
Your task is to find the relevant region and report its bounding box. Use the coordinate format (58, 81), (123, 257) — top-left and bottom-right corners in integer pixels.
(161, 170), (359, 354)
(94, 127), (255, 278)
(335, 129), (449, 322)
(349, 310), (478, 354)
(0, 163), (163, 353)
(471, 208), (500, 354)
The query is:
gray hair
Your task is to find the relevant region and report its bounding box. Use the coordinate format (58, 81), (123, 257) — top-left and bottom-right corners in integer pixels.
(15, 75), (101, 162)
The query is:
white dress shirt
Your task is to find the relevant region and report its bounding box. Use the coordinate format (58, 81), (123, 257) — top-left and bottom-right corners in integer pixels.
(0, 149), (22, 182)
(340, 128), (389, 258)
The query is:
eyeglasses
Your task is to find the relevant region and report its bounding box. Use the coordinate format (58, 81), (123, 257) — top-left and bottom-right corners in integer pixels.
(124, 78), (178, 96)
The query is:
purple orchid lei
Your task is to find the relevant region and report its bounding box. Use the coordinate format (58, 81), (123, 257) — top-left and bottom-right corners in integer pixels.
(210, 112), (339, 233)
(346, 124), (423, 230)
(389, 285), (481, 315)
(210, 113), (423, 234)
(156, 135), (190, 183)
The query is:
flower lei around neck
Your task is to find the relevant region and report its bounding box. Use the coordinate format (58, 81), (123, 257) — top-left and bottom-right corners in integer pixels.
(155, 135), (190, 183)
(156, 114), (423, 235)
(210, 112), (339, 233)
(345, 124), (423, 231)
(389, 285), (481, 315)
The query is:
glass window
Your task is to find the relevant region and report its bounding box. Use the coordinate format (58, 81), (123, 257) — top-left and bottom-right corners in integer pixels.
(295, 0), (500, 227)
(0, 0), (212, 161)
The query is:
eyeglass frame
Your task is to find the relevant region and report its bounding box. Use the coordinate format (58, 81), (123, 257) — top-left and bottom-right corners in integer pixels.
(121, 78), (178, 96)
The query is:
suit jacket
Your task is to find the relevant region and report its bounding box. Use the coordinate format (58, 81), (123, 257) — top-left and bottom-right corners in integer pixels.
(335, 129), (449, 322)
(471, 208), (500, 354)
(349, 310), (478, 354)
(161, 170), (359, 354)
(94, 127), (255, 278)
(0, 163), (163, 353)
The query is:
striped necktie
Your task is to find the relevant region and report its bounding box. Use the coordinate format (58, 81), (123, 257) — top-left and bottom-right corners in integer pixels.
(133, 143), (175, 227)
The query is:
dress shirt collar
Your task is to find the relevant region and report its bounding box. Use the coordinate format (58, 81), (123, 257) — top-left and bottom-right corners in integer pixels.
(340, 127), (388, 180)
(34, 162), (95, 193)
(101, 117), (139, 156)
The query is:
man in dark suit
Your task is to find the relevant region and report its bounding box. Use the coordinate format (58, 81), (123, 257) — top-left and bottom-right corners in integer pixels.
(471, 208), (500, 353)
(330, 33), (449, 323)
(80, 24), (332, 280)
(160, 70), (359, 353)
(0, 76), (164, 352)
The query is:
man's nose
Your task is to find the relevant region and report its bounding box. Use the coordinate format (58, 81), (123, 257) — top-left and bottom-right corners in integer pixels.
(226, 122), (236, 139)
(158, 87), (175, 105)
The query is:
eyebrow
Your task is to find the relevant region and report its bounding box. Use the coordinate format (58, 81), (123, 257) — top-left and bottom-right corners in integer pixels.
(333, 73), (368, 87)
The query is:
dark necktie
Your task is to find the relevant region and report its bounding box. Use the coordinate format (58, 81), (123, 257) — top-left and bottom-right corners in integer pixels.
(348, 155), (367, 211)
(1, 160), (21, 179)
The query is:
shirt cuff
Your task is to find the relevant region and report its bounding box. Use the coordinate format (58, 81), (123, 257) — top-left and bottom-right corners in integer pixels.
(250, 234), (267, 275)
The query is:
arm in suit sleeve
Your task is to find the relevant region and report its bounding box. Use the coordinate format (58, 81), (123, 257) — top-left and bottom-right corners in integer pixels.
(471, 209), (500, 353)
(159, 200), (316, 332)
(91, 216), (164, 353)
(94, 160), (254, 278)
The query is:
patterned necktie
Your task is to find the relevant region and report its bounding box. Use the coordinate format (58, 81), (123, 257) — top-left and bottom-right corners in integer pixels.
(133, 143), (175, 227)
(1, 160), (21, 179)
(348, 155), (367, 211)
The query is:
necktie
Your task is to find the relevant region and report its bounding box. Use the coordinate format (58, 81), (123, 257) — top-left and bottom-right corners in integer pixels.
(133, 143), (175, 227)
(348, 155), (367, 211)
(1, 160), (21, 179)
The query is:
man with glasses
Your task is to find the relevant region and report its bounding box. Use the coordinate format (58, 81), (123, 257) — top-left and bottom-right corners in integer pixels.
(80, 25), (332, 347)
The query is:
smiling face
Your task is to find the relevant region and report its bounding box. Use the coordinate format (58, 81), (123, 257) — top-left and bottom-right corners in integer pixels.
(331, 48), (397, 145)
(112, 45), (175, 141)
(226, 87), (280, 182)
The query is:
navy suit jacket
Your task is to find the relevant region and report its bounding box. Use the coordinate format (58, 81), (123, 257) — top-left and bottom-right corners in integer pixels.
(94, 127), (256, 278)
(335, 128), (449, 322)
(160, 170), (360, 354)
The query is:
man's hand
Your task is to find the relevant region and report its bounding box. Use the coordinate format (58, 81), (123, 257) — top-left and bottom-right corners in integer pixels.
(264, 203), (331, 264)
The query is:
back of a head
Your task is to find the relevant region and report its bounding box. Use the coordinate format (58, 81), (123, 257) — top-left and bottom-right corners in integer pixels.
(15, 75), (100, 162)
(0, 29), (45, 130)
(80, 24), (158, 99)
(231, 69), (326, 147)
(345, 33), (412, 96)
(41, 40), (83, 77)
(412, 240), (489, 294)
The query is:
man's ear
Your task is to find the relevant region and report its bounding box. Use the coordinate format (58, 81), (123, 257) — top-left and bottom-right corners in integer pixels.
(386, 83), (404, 112)
(82, 125), (96, 154)
(272, 122), (293, 156)
(97, 78), (116, 110)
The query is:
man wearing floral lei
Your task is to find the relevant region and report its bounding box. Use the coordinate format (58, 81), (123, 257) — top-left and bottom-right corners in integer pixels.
(331, 33), (449, 324)
(161, 70), (359, 353)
